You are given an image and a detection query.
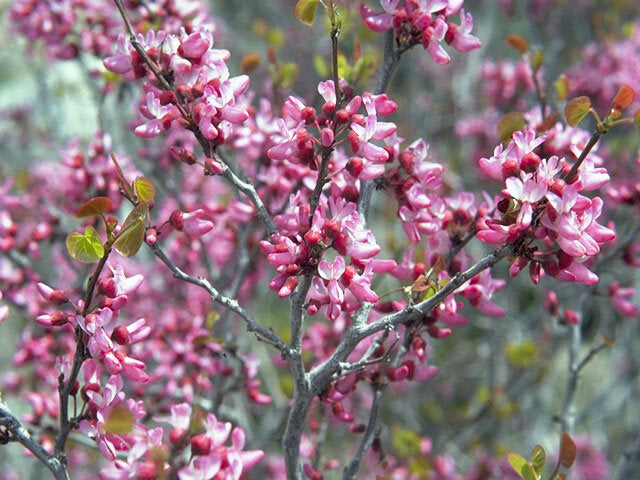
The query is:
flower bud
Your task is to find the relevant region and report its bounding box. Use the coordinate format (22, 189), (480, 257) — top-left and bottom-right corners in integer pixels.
(111, 325), (130, 345)
(190, 433), (212, 456)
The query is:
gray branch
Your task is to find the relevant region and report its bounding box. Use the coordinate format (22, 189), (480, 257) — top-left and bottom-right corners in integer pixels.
(151, 243), (289, 355)
(0, 401), (69, 480)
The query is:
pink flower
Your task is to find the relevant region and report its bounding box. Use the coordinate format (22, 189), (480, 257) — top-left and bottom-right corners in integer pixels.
(135, 92), (175, 139)
(318, 256), (346, 305)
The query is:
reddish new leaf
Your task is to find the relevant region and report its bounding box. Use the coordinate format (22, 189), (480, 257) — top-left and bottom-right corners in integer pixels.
(560, 432), (577, 469)
(612, 84), (635, 111)
(564, 96), (591, 127)
(506, 35), (528, 54)
(76, 196), (112, 218)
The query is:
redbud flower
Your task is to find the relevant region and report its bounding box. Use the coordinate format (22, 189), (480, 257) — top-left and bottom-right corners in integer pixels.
(169, 209), (214, 236)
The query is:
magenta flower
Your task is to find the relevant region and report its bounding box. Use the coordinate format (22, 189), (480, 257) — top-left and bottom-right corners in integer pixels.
(135, 92), (175, 139)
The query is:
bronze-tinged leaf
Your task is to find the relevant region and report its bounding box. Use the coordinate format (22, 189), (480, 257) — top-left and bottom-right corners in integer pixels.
(240, 52), (261, 73)
(76, 196), (113, 218)
(560, 432), (577, 468)
(133, 177), (156, 203)
(612, 84), (635, 111)
(634, 109), (640, 131)
(294, 0), (319, 26)
(564, 96), (591, 127)
(113, 203), (148, 258)
(498, 111), (525, 144)
(506, 35), (528, 54)
(539, 112), (560, 132)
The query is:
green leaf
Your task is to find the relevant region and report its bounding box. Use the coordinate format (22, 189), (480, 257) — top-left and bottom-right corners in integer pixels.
(612, 84), (635, 111)
(275, 62), (299, 89)
(508, 453), (537, 480)
(506, 35), (528, 54)
(564, 96), (591, 127)
(530, 445), (546, 475)
(103, 405), (134, 435)
(529, 49), (544, 72)
(392, 426), (422, 457)
(313, 54), (330, 78)
(560, 432), (577, 469)
(505, 340), (538, 369)
(498, 111), (525, 144)
(294, 0), (319, 26)
(133, 177), (156, 203)
(635, 109), (640, 130)
(66, 226), (104, 264)
(76, 196), (113, 218)
(114, 203), (147, 258)
(554, 74), (570, 102)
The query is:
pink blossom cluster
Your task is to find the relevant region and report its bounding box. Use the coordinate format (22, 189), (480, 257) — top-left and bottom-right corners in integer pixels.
(566, 23), (640, 113)
(104, 27), (249, 145)
(10, 0), (214, 60)
(477, 128), (616, 284)
(360, 0), (481, 64)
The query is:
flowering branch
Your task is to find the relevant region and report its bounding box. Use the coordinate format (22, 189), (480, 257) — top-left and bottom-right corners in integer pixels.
(54, 244), (113, 461)
(111, 0), (278, 237)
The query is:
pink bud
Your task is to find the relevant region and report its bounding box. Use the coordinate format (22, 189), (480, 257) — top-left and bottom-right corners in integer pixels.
(169, 210), (184, 231)
(98, 278), (117, 298)
(111, 326), (130, 345)
(191, 433), (213, 456)
(564, 309), (580, 325)
(141, 228), (155, 246)
(321, 128), (334, 147)
(37, 283), (69, 305)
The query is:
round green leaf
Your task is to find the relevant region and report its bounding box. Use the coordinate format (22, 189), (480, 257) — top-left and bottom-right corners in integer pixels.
(76, 196), (113, 218)
(508, 453), (537, 480)
(66, 226), (104, 263)
(133, 177), (156, 203)
(498, 111), (525, 144)
(294, 0), (319, 26)
(564, 96), (591, 127)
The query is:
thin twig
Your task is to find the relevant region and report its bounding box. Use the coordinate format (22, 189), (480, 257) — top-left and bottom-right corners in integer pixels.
(151, 243), (289, 355)
(342, 385), (384, 480)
